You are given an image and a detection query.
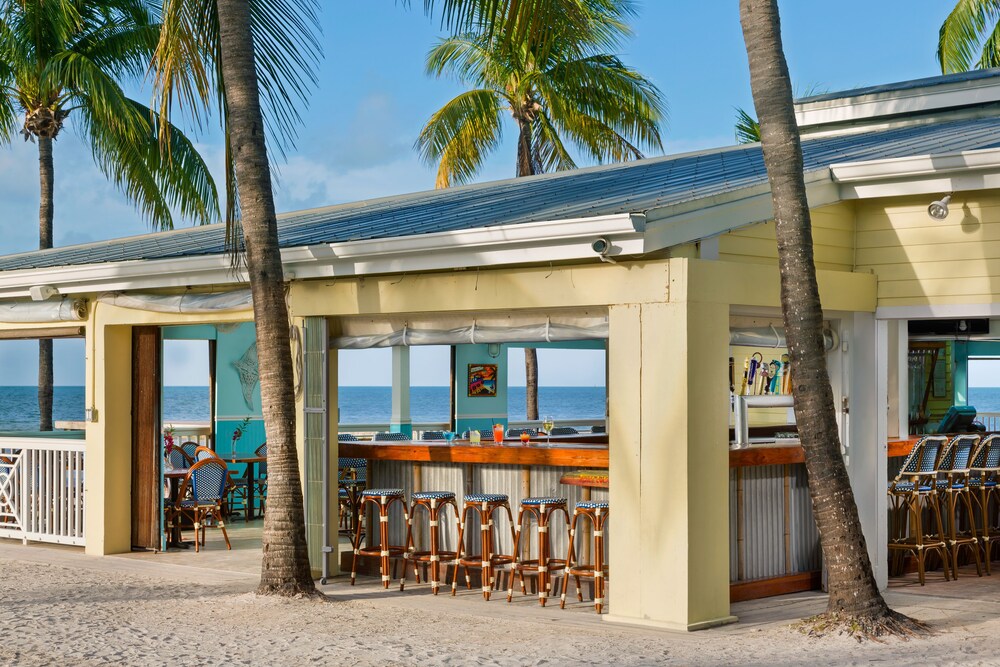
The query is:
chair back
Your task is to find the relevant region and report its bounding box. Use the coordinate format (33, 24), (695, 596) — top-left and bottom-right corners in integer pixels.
(168, 448), (189, 469)
(506, 428), (537, 438)
(338, 457), (367, 484)
(195, 445), (220, 461)
(462, 429), (492, 439)
(972, 434), (1000, 471)
(591, 425), (606, 433)
(550, 426), (578, 436)
(421, 431), (445, 440)
(890, 435), (946, 492)
(938, 434), (980, 474)
(373, 431), (408, 441)
(180, 458), (229, 504)
(255, 443), (267, 476)
(338, 433), (358, 441)
(181, 441), (199, 461)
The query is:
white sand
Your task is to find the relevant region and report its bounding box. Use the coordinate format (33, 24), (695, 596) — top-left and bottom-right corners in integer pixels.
(0, 542), (997, 666)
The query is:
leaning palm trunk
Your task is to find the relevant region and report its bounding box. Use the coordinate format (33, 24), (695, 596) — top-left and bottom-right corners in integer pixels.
(215, 0), (317, 596)
(739, 0), (924, 638)
(516, 118), (539, 420)
(38, 136), (54, 431)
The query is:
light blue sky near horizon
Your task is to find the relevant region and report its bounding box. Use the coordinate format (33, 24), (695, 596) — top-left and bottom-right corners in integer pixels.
(0, 1), (974, 386)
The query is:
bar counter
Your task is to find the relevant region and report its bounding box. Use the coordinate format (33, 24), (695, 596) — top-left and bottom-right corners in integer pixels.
(339, 440), (608, 468)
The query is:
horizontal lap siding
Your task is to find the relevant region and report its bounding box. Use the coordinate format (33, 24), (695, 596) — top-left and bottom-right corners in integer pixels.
(717, 203), (855, 271)
(856, 194), (1000, 306)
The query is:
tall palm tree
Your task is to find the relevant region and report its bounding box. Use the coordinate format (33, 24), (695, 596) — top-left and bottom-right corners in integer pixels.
(152, 0), (322, 596)
(740, 0), (926, 639)
(416, 0), (664, 420)
(0, 0), (218, 430)
(938, 1), (1000, 72)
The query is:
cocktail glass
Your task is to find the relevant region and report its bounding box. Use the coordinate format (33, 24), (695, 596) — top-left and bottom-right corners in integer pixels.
(444, 431), (456, 445)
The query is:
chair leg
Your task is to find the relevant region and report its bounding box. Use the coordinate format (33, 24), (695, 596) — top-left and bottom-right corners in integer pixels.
(507, 509), (525, 603)
(560, 512), (579, 609)
(350, 498), (367, 586)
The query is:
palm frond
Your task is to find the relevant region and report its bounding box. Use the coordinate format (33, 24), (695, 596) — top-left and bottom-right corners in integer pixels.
(734, 106), (760, 144)
(415, 88), (503, 187)
(938, 0), (1000, 72)
(532, 110), (575, 172)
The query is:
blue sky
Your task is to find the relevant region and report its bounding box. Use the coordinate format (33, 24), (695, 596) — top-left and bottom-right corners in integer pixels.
(0, 1), (966, 385)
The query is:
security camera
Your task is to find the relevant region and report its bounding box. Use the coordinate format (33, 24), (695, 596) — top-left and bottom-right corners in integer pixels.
(591, 237), (617, 263)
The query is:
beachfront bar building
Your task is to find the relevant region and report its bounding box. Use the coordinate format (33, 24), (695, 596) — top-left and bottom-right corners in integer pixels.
(3, 69), (1000, 630)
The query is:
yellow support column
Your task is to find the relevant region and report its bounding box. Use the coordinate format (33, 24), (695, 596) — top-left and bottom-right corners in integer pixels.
(606, 277), (734, 630)
(84, 321), (133, 555)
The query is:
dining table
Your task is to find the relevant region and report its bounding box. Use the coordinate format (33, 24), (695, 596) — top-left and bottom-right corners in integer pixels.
(225, 456), (267, 522)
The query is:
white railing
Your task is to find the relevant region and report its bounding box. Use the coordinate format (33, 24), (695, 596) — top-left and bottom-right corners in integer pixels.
(0, 438), (85, 546)
(169, 424), (213, 449)
(979, 412), (1000, 432)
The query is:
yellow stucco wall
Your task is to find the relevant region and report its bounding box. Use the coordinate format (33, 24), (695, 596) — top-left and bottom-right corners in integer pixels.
(855, 192), (1000, 307)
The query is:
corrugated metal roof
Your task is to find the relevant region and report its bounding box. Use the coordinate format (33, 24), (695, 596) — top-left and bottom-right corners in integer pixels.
(3, 115), (1000, 272)
(796, 68), (1000, 104)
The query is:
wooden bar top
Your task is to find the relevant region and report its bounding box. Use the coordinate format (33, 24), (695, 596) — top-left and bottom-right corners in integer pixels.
(888, 437), (918, 458)
(339, 440), (608, 468)
(729, 445), (804, 467)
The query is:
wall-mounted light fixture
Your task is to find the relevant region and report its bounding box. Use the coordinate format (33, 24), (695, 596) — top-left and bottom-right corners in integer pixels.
(927, 193), (952, 220)
(28, 285), (59, 301)
(487, 342), (501, 358)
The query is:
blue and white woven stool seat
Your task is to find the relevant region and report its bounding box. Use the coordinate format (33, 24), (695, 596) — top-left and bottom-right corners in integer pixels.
(576, 501), (609, 510)
(969, 478), (997, 487)
(361, 488), (404, 498)
(338, 488), (349, 498)
(412, 491), (455, 500)
(340, 457), (367, 469)
(522, 497), (566, 506)
(465, 493), (508, 503)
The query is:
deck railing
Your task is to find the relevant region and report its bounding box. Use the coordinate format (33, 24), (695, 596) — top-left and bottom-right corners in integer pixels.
(979, 412), (1000, 432)
(0, 438), (85, 546)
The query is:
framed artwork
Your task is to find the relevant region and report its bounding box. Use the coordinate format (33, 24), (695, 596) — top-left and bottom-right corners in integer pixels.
(468, 363), (498, 397)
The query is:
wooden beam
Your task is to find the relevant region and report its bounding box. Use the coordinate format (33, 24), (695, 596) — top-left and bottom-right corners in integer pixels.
(729, 571), (821, 603)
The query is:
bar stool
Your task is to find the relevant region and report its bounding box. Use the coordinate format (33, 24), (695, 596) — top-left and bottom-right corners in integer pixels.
(937, 434), (983, 579)
(507, 497), (570, 606)
(560, 500), (609, 613)
(970, 434), (1000, 573)
(351, 488), (409, 590)
(453, 493), (516, 600)
(405, 491), (460, 595)
(887, 435), (951, 584)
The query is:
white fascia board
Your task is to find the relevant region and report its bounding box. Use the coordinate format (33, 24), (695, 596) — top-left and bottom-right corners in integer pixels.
(641, 171), (839, 253)
(831, 147), (1000, 199)
(0, 214), (638, 299)
(795, 77), (1000, 129)
(876, 303), (1000, 320)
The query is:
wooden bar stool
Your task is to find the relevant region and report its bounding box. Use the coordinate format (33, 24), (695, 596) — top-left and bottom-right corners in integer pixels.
(351, 488), (408, 590)
(937, 434), (983, 579)
(405, 491), (460, 595)
(970, 434), (1000, 573)
(453, 493), (516, 600)
(560, 500), (609, 613)
(507, 497), (570, 606)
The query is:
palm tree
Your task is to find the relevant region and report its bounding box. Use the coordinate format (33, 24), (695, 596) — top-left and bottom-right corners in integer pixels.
(938, 1), (1000, 72)
(416, 0), (664, 420)
(0, 0), (218, 430)
(739, 0), (926, 639)
(152, 0), (322, 596)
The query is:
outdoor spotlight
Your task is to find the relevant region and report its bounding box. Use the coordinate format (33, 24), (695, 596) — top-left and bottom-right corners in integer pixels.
(928, 194), (952, 220)
(591, 237), (617, 263)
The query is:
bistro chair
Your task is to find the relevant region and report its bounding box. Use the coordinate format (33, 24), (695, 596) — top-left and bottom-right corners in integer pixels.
(194, 445), (220, 461)
(166, 458), (232, 553)
(373, 431), (409, 442)
(338, 433), (359, 441)
(338, 457), (367, 546)
(254, 443), (268, 516)
(351, 488), (409, 590)
(887, 435), (951, 584)
(969, 434), (1000, 573)
(180, 441), (200, 462)
(507, 497), (570, 606)
(549, 426), (578, 436)
(506, 428), (537, 438)
(591, 425), (606, 434)
(560, 501), (609, 613)
(405, 491), (461, 595)
(462, 429), (493, 440)
(421, 431), (445, 441)
(453, 493), (516, 600)
(936, 434), (983, 578)
(167, 447), (191, 470)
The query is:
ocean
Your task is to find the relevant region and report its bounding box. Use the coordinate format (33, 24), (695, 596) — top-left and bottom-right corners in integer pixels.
(0, 385), (606, 430)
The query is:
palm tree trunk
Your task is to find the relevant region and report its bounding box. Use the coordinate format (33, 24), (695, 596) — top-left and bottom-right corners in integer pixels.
(516, 117), (540, 420)
(215, 0), (316, 597)
(38, 136), (54, 432)
(739, 0), (922, 637)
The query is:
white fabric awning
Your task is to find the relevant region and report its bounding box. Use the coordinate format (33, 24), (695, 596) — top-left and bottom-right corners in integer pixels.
(331, 311), (608, 349)
(0, 297), (87, 323)
(98, 290), (252, 314)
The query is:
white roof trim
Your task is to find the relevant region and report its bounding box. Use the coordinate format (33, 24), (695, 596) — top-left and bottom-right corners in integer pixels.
(0, 214), (639, 299)
(795, 75), (1000, 130)
(831, 146), (1000, 199)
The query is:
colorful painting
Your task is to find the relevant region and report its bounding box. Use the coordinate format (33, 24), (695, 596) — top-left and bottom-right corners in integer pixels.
(468, 363), (498, 397)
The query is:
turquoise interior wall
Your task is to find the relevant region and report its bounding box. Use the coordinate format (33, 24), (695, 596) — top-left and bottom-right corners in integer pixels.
(162, 325), (218, 341)
(455, 343), (508, 434)
(215, 323), (264, 454)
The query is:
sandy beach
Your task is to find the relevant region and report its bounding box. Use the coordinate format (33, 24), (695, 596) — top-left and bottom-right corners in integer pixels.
(1, 540), (998, 666)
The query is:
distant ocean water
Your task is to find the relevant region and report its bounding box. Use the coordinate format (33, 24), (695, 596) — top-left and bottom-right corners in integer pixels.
(0, 385), (605, 430)
(968, 388), (1000, 414)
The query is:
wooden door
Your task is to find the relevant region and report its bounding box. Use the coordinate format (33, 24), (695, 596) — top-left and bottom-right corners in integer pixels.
(131, 326), (162, 550)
